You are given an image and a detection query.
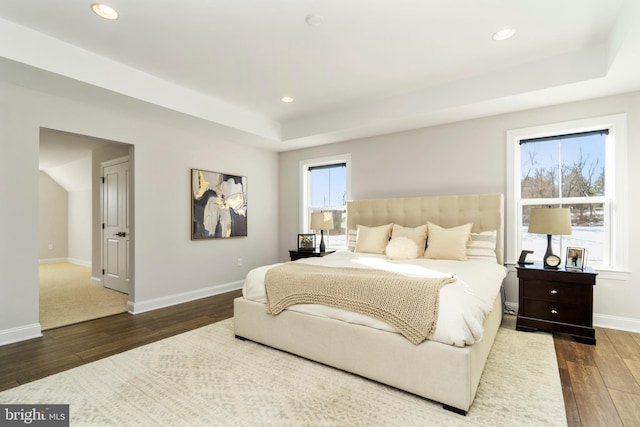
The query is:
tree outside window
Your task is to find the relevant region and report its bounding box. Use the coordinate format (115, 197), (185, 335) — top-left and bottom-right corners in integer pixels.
(520, 131), (607, 266)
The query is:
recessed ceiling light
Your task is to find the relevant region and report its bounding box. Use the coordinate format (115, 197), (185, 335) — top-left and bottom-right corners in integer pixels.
(91, 3), (119, 20)
(305, 15), (323, 27)
(281, 96), (295, 103)
(492, 27), (516, 41)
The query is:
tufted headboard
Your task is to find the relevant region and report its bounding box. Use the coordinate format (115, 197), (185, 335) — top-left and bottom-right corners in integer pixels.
(346, 194), (504, 264)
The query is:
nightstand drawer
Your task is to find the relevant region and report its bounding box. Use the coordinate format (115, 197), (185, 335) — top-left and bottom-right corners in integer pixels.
(521, 280), (587, 304)
(522, 299), (586, 325)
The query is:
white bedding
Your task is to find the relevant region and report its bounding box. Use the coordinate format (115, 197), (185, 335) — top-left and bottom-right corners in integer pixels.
(243, 250), (507, 347)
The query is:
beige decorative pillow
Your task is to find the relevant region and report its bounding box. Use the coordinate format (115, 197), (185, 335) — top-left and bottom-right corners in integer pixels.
(391, 224), (427, 258)
(354, 223), (393, 254)
(424, 222), (473, 260)
(385, 237), (420, 260)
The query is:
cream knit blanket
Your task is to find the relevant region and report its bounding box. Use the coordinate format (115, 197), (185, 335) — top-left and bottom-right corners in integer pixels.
(265, 263), (456, 345)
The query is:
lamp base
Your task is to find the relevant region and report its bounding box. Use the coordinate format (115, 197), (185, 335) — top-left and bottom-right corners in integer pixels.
(542, 234), (562, 269)
(319, 230), (326, 252)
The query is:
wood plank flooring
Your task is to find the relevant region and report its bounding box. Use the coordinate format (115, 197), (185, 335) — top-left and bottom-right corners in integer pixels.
(1, 289), (639, 426)
(555, 328), (640, 426)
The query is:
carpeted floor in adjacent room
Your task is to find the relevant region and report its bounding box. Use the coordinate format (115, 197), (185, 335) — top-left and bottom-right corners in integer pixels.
(39, 263), (128, 330)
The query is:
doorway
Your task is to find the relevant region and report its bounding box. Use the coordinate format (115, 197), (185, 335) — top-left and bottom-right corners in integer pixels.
(38, 128), (133, 329)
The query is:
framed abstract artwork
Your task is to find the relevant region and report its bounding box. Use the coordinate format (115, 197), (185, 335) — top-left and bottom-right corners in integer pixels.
(191, 168), (247, 239)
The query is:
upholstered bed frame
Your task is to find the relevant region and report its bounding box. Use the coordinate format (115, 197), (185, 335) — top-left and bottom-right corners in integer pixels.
(234, 193), (505, 414)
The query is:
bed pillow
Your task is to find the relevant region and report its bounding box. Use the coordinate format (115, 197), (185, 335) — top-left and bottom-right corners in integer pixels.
(354, 223), (393, 254)
(347, 229), (358, 252)
(424, 222), (473, 260)
(390, 224), (428, 258)
(467, 230), (498, 262)
(385, 237), (420, 260)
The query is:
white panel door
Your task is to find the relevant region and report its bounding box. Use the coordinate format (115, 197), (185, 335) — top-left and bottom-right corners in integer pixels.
(102, 159), (129, 294)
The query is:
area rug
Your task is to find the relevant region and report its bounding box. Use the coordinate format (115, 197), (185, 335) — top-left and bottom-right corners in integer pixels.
(0, 316), (566, 426)
(40, 263), (128, 330)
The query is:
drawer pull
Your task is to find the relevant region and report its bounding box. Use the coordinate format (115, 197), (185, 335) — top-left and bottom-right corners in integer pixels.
(551, 309), (558, 314)
(551, 290), (558, 294)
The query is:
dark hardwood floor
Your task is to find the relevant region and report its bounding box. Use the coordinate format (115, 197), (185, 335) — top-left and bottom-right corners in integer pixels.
(1, 289), (639, 426)
(555, 327), (640, 426)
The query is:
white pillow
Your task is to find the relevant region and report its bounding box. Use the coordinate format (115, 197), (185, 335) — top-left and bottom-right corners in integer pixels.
(424, 222), (473, 260)
(354, 223), (392, 254)
(467, 230), (497, 262)
(385, 237), (420, 260)
(347, 229), (358, 252)
(391, 224), (427, 258)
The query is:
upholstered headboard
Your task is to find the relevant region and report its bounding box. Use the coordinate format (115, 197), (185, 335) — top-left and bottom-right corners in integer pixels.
(346, 194), (504, 264)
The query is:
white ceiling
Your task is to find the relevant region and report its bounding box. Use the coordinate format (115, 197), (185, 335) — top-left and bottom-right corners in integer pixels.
(1, 0), (639, 152)
(39, 128), (113, 192)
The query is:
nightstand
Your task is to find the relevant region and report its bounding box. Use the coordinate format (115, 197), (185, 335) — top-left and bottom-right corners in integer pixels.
(516, 264), (597, 345)
(288, 250), (335, 261)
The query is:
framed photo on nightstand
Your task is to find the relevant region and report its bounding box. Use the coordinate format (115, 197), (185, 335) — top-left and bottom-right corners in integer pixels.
(566, 247), (586, 270)
(298, 234), (316, 251)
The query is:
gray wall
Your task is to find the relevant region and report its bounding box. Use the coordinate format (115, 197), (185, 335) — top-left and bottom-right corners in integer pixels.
(0, 81), (279, 343)
(38, 172), (68, 260)
(279, 90), (640, 330)
(67, 188), (91, 266)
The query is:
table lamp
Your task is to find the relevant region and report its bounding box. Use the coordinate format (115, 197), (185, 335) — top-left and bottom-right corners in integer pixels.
(310, 212), (334, 252)
(528, 207), (572, 269)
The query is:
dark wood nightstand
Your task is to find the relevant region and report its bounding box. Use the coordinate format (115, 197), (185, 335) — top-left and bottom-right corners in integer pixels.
(288, 250), (335, 261)
(516, 264), (597, 345)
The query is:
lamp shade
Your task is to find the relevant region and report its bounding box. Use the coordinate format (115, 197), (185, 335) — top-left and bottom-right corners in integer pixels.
(528, 207), (572, 236)
(310, 212), (334, 231)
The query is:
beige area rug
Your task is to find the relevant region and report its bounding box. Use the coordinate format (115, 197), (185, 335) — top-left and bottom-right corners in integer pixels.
(0, 316), (566, 426)
(39, 263), (128, 330)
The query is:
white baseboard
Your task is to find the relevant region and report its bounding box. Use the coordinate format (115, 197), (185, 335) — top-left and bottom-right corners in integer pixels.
(504, 301), (518, 314)
(67, 258), (92, 268)
(502, 301), (640, 333)
(90, 276), (103, 287)
(0, 323), (42, 346)
(128, 280), (244, 314)
(39, 257), (91, 268)
(593, 313), (640, 333)
(39, 257), (67, 265)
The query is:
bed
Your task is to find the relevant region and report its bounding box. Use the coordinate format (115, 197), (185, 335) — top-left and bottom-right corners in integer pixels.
(234, 194), (506, 414)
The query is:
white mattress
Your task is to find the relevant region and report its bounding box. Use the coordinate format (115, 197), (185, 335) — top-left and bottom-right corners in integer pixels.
(242, 250), (507, 347)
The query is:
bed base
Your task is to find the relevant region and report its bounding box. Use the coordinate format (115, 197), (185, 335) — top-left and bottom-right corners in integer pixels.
(233, 295), (502, 414)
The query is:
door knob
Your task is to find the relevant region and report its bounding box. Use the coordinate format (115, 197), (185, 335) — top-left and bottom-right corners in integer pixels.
(114, 232), (127, 237)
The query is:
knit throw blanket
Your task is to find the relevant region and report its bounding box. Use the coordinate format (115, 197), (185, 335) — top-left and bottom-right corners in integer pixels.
(264, 263), (456, 345)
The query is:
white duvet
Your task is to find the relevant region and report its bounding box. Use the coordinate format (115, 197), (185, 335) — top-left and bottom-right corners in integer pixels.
(242, 251), (507, 347)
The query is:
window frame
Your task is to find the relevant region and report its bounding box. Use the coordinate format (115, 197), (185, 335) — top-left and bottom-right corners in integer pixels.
(299, 154), (351, 249)
(506, 114), (628, 275)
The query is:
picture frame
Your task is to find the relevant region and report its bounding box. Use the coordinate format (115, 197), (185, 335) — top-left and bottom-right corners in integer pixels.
(191, 168), (247, 240)
(298, 234), (316, 251)
(565, 247), (587, 270)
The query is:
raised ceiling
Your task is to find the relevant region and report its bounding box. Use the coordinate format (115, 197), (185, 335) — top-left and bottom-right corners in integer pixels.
(1, 0), (639, 151)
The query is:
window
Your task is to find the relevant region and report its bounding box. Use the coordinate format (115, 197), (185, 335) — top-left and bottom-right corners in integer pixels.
(507, 114), (628, 272)
(300, 155), (351, 249)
